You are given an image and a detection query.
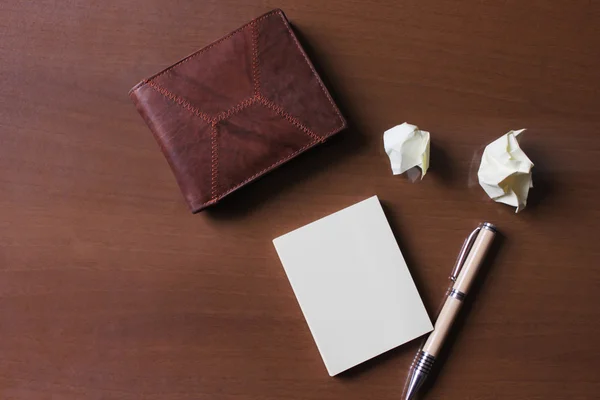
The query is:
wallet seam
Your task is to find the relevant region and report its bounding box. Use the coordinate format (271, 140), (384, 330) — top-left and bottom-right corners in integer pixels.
(144, 80), (213, 124)
(215, 96), (258, 122)
(257, 96), (322, 143)
(145, 81), (261, 124)
(195, 107), (342, 211)
(196, 139), (319, 211)
(251, 21), (260, 95)
(210, 123), (219, 200)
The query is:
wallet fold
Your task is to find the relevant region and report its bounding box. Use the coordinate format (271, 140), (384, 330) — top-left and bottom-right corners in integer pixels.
(130, 9), (346, 212)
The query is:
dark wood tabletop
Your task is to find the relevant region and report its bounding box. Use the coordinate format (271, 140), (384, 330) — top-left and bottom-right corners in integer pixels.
(2, 1), (599, 399)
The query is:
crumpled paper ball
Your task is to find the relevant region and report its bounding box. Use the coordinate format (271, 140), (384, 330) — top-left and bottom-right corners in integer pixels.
(383, 123), (430, 178)
(478, 129), (534, 213)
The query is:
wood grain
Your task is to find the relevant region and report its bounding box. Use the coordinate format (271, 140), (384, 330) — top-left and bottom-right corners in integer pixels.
(1, 1), (599, 399)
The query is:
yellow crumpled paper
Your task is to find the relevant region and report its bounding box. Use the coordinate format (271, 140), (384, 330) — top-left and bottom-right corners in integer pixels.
(478, 129), (534, 213)
(383, 123), (430, 178)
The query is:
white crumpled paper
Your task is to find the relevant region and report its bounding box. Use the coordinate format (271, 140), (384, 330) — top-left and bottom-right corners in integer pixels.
(383, 123), (430, 178)
(478, 129), (533, 213)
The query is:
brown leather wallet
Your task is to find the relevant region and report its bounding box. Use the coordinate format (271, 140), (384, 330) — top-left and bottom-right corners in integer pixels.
(130, 9), (346, 212)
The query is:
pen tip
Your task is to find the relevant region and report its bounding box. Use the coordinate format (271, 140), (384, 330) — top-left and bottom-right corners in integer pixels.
(403, 369), (427, 400)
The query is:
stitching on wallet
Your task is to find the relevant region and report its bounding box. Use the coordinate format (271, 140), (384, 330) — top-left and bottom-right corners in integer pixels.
(195, 121), (344, 210)
(148, 79), (258, 125)
(215, 96), (258, 122)
(257, 95), (322, 143)
(144, 79), (220, 202)
(145, 80), (213, 124)
(150, 11), (277, 82)
(200, 140), (317, 209)
(251, 21), (260, 95)
(210, 123), (219, 200)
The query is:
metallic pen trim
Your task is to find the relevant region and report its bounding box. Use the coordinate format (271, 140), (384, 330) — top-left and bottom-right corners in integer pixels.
(450, 222), (497, 282)
(450, 226), (480, 281)
(404, 351), (436, 400)
(481, 222), (497, 232)
(449, 288), (466, 301)
(413, 350), (435, 373)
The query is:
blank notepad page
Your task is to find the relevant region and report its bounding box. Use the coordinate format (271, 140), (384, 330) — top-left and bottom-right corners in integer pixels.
(273, 196), (432, 376)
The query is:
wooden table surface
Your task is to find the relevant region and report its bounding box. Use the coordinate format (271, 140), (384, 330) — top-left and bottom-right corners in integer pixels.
(2, 1), (599, 399)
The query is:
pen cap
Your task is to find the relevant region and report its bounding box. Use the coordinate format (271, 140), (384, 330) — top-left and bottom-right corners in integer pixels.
(453, 224), (496, 294)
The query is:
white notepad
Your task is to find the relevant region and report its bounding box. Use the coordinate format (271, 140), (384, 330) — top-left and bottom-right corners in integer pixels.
(273, 196), (433, 376)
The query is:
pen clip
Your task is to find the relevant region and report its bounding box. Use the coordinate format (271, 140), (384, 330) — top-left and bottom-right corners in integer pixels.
(449, 226), (481, 281)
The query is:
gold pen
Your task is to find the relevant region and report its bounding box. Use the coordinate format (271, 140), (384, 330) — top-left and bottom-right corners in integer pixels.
(403, 222), (497, 400)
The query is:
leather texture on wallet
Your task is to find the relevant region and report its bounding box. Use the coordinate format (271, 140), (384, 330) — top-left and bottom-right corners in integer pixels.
(130, 9), (346, 212)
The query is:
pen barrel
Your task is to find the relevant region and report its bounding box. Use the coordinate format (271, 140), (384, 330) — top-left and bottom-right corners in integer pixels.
(422, 224), (496, 357)
(422, 296), (463, 356)
(453, 226), (496, 294)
